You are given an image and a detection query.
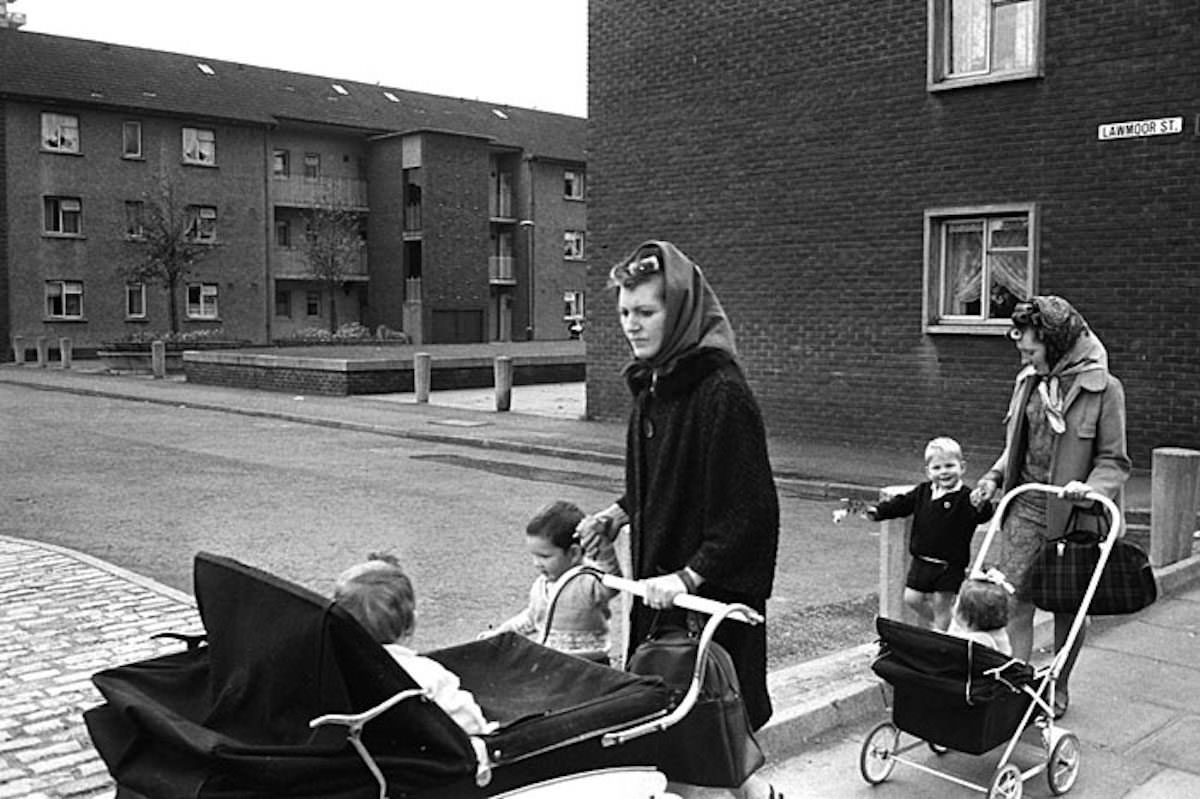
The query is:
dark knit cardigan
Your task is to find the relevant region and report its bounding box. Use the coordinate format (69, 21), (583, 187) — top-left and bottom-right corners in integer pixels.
(618, 348), (780, 600)
(871, 482), (994, 567)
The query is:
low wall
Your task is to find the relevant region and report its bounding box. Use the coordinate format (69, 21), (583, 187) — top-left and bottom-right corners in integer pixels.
(183, 351), (584, 396)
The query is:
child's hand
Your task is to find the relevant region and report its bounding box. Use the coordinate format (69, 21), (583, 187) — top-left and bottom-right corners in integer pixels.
(833, 497), (871, 524)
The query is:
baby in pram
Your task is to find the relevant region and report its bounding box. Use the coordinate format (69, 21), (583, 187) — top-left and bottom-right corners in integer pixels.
(944, 569), (1013, 655)
(335, 552), (499, 735)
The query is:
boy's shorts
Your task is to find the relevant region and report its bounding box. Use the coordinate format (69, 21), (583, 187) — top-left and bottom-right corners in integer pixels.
(905, 557), (965, 594)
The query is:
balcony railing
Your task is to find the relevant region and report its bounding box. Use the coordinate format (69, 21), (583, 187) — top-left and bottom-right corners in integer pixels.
(273, 175), (368, 209)
(489, 190), (514, 220)
(489, 255), (516, 284)
(404, 202), (422, 232)
(273, 249), (368, 280)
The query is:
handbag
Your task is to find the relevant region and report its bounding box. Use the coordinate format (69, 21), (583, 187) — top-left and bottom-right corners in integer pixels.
(625, 617), (765, 787)
(1029, 507), (1157, 615)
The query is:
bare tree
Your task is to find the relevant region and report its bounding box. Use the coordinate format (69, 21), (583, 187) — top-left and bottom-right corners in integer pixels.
(300, 202), (365, 333)
(121, 178), (218, 333)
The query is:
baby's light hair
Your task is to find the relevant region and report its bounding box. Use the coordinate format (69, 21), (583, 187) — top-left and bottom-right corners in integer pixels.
(955, 578), (1009, 633)
(334, 554), (415, 644)
(924, 436), (964, 464)
(526, 500), (585, 551)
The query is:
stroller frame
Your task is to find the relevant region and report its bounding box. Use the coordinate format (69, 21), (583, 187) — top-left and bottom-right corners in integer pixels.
(860, 483), (1122, 799)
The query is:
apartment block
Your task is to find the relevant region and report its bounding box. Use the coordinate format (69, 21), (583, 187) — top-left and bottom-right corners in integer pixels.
(587, 0), (1199, 465)
(0, 29), (587, 354)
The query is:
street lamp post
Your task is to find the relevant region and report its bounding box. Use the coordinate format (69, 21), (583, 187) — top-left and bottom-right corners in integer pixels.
(519, 219), (535, 340)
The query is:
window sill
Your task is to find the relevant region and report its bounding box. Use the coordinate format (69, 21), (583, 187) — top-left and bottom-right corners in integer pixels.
(42, 233), (86, 240)
(40, 149), (83, 157)
(926, 322), (1012, 336)
(185, 317), (221, 322)
(928, 69), (1041, 93)
(564, 196), (585, 203)
(125, 317), (150, 323)
(182, 160), (218, 168)
(43, 317), (88, 323)
(122, 155), (145, 161)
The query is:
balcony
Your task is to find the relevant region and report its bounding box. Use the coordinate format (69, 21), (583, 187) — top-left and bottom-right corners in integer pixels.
(489, 256), (516, 285)
(404, 202), (422, 233)
(273, 175), (368, 209)
(489, 188), (514, 220)
(273, 249), (368, 280)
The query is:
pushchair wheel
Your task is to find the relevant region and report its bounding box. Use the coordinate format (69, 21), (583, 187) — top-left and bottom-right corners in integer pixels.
(859, 722), (898, 784)
(988, 763), (1023, 799)
(1047, 732), (1081, 795)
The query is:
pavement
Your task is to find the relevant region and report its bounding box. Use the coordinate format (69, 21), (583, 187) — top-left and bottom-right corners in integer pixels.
(2, 351), (1198, 798)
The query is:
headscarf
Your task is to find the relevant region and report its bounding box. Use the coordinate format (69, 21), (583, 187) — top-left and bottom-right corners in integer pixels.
(1011, 295), (1108, 434)
(613, 240), (737, 378)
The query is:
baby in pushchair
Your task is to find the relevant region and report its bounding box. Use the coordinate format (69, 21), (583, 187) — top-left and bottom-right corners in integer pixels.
(944, 569), (1013, 656)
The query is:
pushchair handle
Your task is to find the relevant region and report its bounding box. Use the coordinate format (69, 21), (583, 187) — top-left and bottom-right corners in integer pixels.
(602, 574), (764, 625)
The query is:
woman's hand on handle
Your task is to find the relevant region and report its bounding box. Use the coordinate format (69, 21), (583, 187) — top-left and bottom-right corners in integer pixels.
(643, 573), (689, 609)
(1060, 480), (1095, 503)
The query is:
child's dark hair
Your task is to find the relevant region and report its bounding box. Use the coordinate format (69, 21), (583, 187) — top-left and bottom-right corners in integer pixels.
(333, 553), (415, 644)
(526, 500), (585, 551)
(956, 578), (1009, 632)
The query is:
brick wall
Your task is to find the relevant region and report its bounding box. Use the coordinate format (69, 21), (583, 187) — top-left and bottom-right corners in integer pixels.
(587, 0), (1200, 468)
(0, 100), (8, 360)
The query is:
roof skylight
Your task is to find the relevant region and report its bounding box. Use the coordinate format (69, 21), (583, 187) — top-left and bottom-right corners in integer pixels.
(492, 108), (509, 119)
(197, 62), (215, 76)
(383, 91), (400, 103)
(332, 83), (349, 96)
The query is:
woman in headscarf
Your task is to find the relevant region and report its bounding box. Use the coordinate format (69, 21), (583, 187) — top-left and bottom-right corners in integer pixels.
(578, 240), (781, 799)
(972, 295), (1131, 719)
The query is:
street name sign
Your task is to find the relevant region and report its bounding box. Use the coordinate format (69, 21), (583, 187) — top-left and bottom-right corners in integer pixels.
(1097, 116), (1183, 141)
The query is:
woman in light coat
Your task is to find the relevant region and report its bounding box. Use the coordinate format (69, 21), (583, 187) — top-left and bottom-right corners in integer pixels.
(972, 296), (1130, 719)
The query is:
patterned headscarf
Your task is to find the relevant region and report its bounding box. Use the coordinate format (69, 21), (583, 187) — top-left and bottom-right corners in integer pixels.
(611, 240), (737, 376)
(1010, 295), (1108, 434)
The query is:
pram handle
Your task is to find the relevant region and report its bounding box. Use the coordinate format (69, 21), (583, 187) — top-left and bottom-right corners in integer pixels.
(602, 574), (764, 625)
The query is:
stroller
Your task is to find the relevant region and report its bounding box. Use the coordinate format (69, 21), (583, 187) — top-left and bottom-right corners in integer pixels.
(859, 483), (1122, 798)
(83, 552), (763, 798)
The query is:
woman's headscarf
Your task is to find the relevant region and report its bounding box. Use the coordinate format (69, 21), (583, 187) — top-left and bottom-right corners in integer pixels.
(1011, 295), (1109, 433)
(612, 240), (737, 376)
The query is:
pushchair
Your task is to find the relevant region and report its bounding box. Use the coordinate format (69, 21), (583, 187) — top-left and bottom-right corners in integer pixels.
(83, 551), (764, 798)
(859, 483), (1122, 798)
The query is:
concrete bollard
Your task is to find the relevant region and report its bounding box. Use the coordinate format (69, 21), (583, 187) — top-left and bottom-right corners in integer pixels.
(11, 335), (25, 365)
(35, 336), (49, 368)
(494, 355), (513, 412)
(1150, 447), (1200, 567)
(414, 352), (431, 403)
(878, 484), (917, 625)
(151, 340), (166, 379)
(58, 337), (72, 369)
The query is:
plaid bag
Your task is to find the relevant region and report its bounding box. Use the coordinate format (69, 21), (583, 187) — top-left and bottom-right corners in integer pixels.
(1029, 509), (1157, 615)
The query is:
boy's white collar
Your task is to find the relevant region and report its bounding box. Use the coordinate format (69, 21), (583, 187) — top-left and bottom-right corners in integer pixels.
(931, 480), (963, 499)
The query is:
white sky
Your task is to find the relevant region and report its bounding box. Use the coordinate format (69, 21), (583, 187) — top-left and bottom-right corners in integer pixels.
(14, 0), (588, 117)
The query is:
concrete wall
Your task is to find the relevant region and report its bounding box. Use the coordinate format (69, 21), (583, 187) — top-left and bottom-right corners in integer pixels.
(586, 0), (1200, 466)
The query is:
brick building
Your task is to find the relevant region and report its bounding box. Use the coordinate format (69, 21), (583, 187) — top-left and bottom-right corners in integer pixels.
(586, 0), (1199, 467)
(0, 29), (587, 354)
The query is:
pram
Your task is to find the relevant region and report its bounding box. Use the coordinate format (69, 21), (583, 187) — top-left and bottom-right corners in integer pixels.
(859, 483), (1122, 798)
(83, 552), (763, 798)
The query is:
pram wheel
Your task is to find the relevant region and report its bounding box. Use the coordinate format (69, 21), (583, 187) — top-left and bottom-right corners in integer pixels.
(1047, 731), (1081, 795)
(859, 722), (898, 784)
(988, 763), (1023, 799)
(927, 741), (949, 755)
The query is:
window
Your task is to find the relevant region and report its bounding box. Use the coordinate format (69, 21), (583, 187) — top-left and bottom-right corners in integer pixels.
(563, 230), (585, 260)
(303, 153), (320, 180)
(273, 149), (290, 177)
(187, 283), (219, 319)
(564, 170), (585, 200)
(182, 126), (216, 165)
(122, 121), (142, 158)
(563, 290), (584, 319)
(924, 204), (1036, 331)
(185, 205), (218, 243)
(44, 196), (82, 235)
(124, 201), (145, 238)
(305, 291), (321, 316)
(45, 280), (84, 319)
(41, 112), (79, 153)
(275, 219), (291, 247)
(275, 289), (292, 318)
(929, 0), (1041, 89)
(126, 283), (146, 319)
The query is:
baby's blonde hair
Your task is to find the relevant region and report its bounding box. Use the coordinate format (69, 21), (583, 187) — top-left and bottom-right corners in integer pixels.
(924, 436), (963, 464)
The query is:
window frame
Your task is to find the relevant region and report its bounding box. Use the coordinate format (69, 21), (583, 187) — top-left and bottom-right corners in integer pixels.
(563, 290), (585, 320)
(564, 169), (585, 201)
(185, 205), (218, 243)
(41, 112), (80, 154)
(303, 152), (321, 180)
(125, 283), (147, 319)
(122, 121), (143, 159)
(275, 219), (291, 248)
(273, 148), (290, 178)
(186, 282), (220, 320)
(182, 126), (217, 166)
(275, 288), (292, 318)
(45, 280), (85, 320)
(124, 200), (145, 239)
(927, 0), (1044, 91)
(923, 202), (1038, 334)
(43, 196), (83, 237)
(305, 290), (322, 317)
(563, 230), (586, 261)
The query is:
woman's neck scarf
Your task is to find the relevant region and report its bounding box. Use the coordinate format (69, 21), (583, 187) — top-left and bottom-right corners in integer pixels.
(618, 240), (737, 382)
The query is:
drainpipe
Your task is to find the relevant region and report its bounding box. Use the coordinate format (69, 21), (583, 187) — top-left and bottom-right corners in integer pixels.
(520, 153), (536, 341)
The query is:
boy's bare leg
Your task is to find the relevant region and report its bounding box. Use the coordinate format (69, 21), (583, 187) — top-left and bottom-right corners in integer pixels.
(929, 591), (956, 631)
(903, 588), (935, 628)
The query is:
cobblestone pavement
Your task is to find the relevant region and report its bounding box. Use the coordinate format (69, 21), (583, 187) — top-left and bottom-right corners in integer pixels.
(0, 537), (200, 799)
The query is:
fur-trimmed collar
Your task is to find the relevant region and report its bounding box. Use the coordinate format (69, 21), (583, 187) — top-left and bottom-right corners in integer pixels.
(625, 347), (736, 399)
